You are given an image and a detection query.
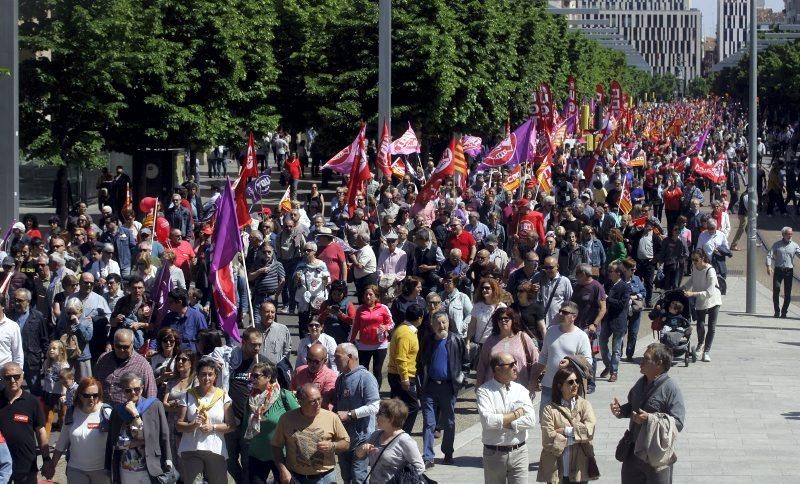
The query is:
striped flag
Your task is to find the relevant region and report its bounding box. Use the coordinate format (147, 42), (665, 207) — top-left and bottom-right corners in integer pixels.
(278, 186), (292, 214)
(619, 176), (633, 214)
(453, 138), (468, 190)
(390, 157), (406, 178)
(536, 155), (552, 193)
(503, 165), (522, 192)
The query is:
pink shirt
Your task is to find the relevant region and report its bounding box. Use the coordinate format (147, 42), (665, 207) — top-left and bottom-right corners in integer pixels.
(290, 364), (338, 410)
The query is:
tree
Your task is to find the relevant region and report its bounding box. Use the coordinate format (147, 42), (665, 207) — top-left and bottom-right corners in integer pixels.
(686, 76), (711, 99)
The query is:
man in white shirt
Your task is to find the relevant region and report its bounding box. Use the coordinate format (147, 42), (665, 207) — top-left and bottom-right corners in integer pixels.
(376, 232), (407, 288)
(88, 243), (121, 281)
(696, 218), (729, 260)
(536, 301), (592, 416)
(477, 351), (536, 484)
(0, 294), (24, 368)
(484, 235), (509, 273)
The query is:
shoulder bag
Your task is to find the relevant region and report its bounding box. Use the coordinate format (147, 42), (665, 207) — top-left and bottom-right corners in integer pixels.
(614, 376), (670, 462)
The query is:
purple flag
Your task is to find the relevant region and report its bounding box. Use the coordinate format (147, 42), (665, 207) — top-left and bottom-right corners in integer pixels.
(210, 179), (244, 342)
(150, 265), (172, 328)
(685, 125), (710, 156)
(478, 118), (535, 171)
(461, 135), (482, 157)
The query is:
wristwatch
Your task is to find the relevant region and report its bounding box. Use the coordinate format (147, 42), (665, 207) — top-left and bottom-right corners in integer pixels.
(347, 410), (354, 420)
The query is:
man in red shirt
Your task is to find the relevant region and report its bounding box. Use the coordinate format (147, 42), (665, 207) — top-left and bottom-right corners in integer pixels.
(284, 152), (302, 195)
(167, 228), (196, 280)
(511, 199), (546, 244)
(316, 227), (347, 282)
(445, 218), (477, 264)
(290, 344), (338, 409)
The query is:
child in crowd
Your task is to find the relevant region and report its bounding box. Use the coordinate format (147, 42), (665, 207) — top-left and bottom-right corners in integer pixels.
(59, 368), (79, 418)
(41, 340), (71, 439)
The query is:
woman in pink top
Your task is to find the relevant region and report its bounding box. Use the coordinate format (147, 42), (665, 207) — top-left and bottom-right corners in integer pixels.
(349, 285), (394, 387)
(475, 306), (539, 393)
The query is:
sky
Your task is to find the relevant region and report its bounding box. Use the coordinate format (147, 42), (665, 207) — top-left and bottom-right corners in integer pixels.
(696, 0), (784, 39)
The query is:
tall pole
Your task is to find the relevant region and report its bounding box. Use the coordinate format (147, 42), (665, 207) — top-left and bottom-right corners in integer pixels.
(0, 0), (20, 223)
(378, 0), (391, 137)
(746, 0), (758, 313)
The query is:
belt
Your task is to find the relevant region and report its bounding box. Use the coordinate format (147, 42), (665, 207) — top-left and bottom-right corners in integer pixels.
(292, 469), (334, 479)
(429, 379), (451, 385)
(775, 267), (794, 271)
(484, 442), (526, 452)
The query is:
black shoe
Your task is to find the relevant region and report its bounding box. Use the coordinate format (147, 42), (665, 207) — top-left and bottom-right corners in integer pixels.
(425, 461), (435, 470)
(775, 312), (781, 318)
(443, 454), (454, 465)
(781, 312), (788, 318)
(587, 386), (596, 394)
(600, 367), (611, 378)
(624, 356), (634, 363)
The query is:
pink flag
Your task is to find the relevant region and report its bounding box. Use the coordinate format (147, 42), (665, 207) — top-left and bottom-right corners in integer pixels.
(390, 123), (421, 155)
(461, 135), (482, 157)
(210, 180), (244, 342)
(321, 127), (365, 174)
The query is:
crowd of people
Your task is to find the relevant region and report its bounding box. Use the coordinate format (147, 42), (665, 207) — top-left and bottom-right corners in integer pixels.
(0, 97), (796, 484)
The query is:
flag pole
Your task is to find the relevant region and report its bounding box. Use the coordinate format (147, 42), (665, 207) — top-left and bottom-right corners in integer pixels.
(237, 234), (257, 329)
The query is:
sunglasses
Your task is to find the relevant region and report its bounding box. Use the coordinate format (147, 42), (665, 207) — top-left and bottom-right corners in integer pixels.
(499, 316), (512, 322)
(306, 358), (324, 364)
(564, 379), (579, 385)
(162, 338), (176, 344)
(123, 387), (142, 394)
(176, 356), (190, 363)
(559, 309), (577, 316)
(481, 286), (492, 291)
(115, 344), (132, 350)
(2, 374), (22, 381)
(249, 373), (267, 380)
(82, 393), (100, 399)
(542, 265), (555, 270)
(496, 361), (517, 368)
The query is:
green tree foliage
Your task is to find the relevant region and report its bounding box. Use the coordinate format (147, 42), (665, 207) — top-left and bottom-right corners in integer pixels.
(686, 76), (711, 99)
(19, 0), (654, 165)
(712, 40), (800, 120)
(19, 0), (279, 167)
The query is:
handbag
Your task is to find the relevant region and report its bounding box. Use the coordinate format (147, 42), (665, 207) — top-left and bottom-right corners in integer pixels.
(362, 432), (431, 484)
(614, 376), (671, 462)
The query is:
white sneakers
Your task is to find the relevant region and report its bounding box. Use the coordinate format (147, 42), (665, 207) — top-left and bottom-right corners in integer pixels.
(694, 345), (703, 359)
(702, 352), (711, 362)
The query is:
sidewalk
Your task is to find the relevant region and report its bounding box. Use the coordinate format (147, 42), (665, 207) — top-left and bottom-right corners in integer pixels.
(424, 274), (800, 484)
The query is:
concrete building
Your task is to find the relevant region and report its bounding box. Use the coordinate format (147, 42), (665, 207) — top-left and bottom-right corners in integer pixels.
(717, 0), (749, 62)
(551, 0), (703, 80)
(786, 0), (800, 24)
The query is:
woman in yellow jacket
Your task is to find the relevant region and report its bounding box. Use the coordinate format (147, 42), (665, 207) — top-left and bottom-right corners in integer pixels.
(537, 367), (599, 483)
(386, 303), (423, 433)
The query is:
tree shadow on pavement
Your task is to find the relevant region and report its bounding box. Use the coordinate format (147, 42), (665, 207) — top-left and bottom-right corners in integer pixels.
(781, 411), (800, 420)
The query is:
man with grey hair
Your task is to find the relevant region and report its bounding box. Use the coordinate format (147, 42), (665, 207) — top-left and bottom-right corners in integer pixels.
(333, 343), (380, 483)
(344, 208), (370, 248)
(349, 233), (377, 297)
(9, 288), (48, 394)
(94, 328), (157, 405)
(46, 252), (75, 312)
(88, 242), (121, 280)
(696, 218), (729, 260)
(295, 241), (329, 338)
(767, 226), (800, 318)
(412, 228), (445, 294)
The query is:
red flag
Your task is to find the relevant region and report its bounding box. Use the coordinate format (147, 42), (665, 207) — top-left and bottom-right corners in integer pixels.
(232, 176), (252, 228)
(376, 119), (392, 178)
(412, 139), (458, 213)
(241, 131), (258, 179)
(345, 127), (370, 217)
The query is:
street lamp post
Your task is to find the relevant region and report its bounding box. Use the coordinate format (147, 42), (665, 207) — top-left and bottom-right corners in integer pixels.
(378, 0), (391, 136)
(746, 0), (758, 313)
(0, 0), (20, 222)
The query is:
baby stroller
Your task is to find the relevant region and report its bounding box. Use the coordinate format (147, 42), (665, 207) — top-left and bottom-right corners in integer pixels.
(648, 290), (696, 367)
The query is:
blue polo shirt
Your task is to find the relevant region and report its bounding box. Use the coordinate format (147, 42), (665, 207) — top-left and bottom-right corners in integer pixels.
(162, 306), (208, 351)
(429, 338), (450, 381)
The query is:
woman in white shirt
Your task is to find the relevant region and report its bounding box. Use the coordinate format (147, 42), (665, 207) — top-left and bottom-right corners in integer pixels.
(711, 201), (731, 238)
(43, 377), (110, 483)
(683, 249), (722, 362)
(466, 278), (507, 358)
(176, 358), (235, 484)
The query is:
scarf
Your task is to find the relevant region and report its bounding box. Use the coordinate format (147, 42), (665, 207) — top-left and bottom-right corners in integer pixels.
(191, 387), (225, 423)
(243, 382), (281, 440)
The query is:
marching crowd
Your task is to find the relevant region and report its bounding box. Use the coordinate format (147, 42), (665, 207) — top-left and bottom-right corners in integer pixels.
(0, 98), (797, 484)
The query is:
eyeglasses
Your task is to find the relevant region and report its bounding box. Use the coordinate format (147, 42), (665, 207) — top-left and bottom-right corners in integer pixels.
(542, 265), (555, 270)
(175, 356), (190, 363)
(525, 259), (538, 264)
(82, 393), (100, 399)
(564, 379), (579, 386)
(496, 361), (517, 368)
(13, 298), (25, 303)
(115, 344), (132, 350)
(249, 373), (267, 380)
(499, 316), (512, 322)
(559, 309), (577, 316)
(428, 301), (441, 305)
(123, 387), (142, 394)
(2, 374), (22, 381)
(306, 358), (324, 364)
(481, 286), (492, 291)
(171, 234), (182, 239)
(52, 244), (64, 248)
(304, 249), (314, 253)
(162, 338), (175, 344)
(308, 324), (321, 328)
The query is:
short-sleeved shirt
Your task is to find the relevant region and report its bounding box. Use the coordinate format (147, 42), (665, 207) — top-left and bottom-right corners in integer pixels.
(271, 408), (350, 476)
(317, 243), (346, 282)
(0, 391), (46, 473)
(178, 388), (232, 457)
(571, 279), (607, 329)
(446, 231), (477, 262)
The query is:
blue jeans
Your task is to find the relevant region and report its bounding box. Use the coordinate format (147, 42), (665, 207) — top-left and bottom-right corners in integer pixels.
(626, 313), (642, 359)
(422, 381), (456, 462)
(339, 448), (368, 484)
(600, 323), (626, 374)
